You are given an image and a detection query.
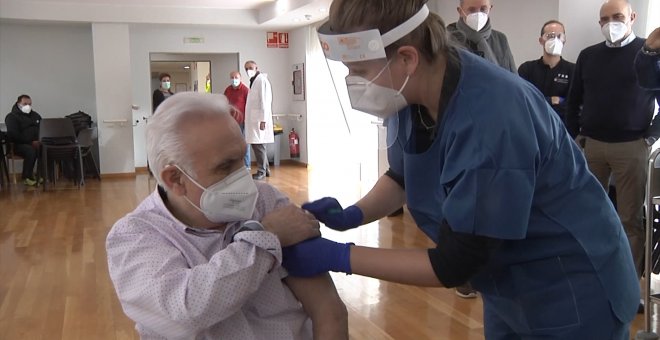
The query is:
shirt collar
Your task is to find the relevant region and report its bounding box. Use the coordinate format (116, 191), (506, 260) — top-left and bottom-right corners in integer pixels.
(606, 32), (636, 48)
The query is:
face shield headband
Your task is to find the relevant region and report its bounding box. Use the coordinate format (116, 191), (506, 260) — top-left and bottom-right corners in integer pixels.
(317, 4), (430, 63)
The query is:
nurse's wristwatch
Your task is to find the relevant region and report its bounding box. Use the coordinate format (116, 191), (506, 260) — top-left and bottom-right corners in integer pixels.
(642, 44), (660, 56)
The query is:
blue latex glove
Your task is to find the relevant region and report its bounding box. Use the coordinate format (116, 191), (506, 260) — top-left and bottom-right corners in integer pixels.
(282, 238), (353, 277)
(301, 197), (363, 231)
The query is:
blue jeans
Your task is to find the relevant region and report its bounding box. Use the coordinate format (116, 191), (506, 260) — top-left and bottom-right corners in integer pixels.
(240, 124), (250, 168)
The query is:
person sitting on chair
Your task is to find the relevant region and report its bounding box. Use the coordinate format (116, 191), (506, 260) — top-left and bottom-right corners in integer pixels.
(5, 94), (41, 186)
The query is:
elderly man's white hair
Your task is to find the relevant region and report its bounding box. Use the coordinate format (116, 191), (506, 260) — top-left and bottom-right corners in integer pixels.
(146, 92), (232, 187)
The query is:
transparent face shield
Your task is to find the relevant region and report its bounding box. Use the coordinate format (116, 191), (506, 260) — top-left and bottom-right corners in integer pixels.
(316, 4), (429, 148)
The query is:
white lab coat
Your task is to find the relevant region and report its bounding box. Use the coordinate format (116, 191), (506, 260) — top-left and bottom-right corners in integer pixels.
(245, 73), (274, 144)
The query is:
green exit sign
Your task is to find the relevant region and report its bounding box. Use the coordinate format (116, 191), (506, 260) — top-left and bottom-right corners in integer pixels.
(183, 37), (205, 44)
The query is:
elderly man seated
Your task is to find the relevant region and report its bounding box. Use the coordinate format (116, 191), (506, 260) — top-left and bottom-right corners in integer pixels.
(106, 92), (347, 339)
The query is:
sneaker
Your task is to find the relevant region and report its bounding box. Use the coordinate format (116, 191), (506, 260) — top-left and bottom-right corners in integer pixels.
(455, 284), (478, 299)
(23, 178), (37, 186)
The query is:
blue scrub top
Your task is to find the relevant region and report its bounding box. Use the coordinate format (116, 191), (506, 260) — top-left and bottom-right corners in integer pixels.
(388, 50), (639, 327)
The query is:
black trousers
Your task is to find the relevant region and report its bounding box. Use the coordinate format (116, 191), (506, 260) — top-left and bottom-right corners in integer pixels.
(14, 143), (38, 180)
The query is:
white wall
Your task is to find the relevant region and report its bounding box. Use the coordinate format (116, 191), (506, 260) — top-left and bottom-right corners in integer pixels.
(129, 25), (291, 167)
(283, 25), (309, 164)
(0, 22), (96, 120)
(92, 23), (135, 175)
(558, 0), (608, 62)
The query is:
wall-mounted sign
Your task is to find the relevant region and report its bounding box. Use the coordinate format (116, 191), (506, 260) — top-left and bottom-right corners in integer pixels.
(292, 63), (304, 101)
(267, 32), (279, 48)
(266, 32), (289, 48)
(278, 33), (289, 48)
(183, 37), (204, 44)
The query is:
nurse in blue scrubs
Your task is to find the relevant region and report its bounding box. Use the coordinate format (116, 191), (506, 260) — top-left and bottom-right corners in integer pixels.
(635, 26), (660, 90)
(282, 1), (640, 339)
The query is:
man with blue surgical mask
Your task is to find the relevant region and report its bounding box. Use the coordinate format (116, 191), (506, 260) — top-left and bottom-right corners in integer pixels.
(567, 0), (660, 313)
(518, 20), (575, 123)
(447, 0), (516, 73)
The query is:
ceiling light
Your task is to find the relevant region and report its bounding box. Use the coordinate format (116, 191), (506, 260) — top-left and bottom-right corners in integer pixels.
(184, 65), (190, 69)
(293, 18), (301, 22)
(319, 7), (327, 12)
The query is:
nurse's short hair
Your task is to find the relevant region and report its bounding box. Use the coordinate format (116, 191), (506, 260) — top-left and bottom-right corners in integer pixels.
(328, 0), (450, 63)
(146, 92), (231, 186)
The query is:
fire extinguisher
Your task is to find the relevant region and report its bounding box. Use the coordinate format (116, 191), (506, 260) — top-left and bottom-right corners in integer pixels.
(288, 128), (300, 158)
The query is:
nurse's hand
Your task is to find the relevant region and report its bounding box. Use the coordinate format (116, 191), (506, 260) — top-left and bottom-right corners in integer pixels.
(646, 27), (660, 50)
(282, 237), (353, 277)
(261, 204), (321, 247)
(302, 197), (363, 231)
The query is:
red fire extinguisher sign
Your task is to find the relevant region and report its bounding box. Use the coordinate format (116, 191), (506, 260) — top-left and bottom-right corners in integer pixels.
(289, 128), (300, 158)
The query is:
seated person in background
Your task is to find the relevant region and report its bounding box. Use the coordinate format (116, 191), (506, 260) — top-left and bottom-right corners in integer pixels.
(106, 92), (348, 339)
(635, 26), (660, 90)
(5, 94), (41, 186)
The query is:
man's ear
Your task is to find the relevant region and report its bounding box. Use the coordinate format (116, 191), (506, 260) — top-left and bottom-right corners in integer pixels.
(161, 165), (187, 196)
(396, 46), (420, 76)
(630, 11), (637, 23)
(539, 37), (544, 46)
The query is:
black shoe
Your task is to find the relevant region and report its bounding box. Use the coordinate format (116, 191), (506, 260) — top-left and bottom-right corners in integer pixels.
(638, 302), (645, 314)
(266, 171), (271, 177)
(252, 172), (266, 180)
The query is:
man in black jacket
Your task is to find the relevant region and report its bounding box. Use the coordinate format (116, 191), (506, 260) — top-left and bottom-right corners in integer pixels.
(518, 20), (575, 124)
(5, 94), (42, 186)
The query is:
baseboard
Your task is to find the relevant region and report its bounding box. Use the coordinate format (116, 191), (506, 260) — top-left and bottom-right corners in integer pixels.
(279, 159), (308, 167)
(135, 167), (149, 174)
(100, 172), (137, 179)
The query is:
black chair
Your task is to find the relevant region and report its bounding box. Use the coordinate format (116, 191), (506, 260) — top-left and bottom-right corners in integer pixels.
(77, 127), (100, 180)
(39, 118), (84, 190)
(0, 131), (10, 188)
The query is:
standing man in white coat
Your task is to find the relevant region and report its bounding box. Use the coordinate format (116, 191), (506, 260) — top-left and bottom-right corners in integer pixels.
(244, 60), (274, 180)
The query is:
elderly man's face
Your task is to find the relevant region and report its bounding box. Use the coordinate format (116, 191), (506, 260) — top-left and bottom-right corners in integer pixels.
(178, 113), (247, 208)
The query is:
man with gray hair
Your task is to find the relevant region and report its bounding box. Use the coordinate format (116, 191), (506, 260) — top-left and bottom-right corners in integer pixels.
(447, 0), (516, 72)
(106, 92), (347, 339)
